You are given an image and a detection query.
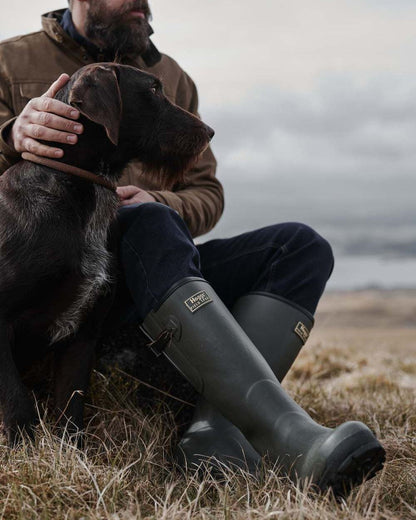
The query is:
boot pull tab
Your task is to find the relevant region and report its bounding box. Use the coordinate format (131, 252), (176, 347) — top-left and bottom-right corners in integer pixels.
(146, 329), (174, 357)
(146, 316), (182, 357)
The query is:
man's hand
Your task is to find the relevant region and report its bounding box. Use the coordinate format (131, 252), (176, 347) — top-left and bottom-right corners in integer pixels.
(8, 74), (84, 158)
(117, 185), (156, 205)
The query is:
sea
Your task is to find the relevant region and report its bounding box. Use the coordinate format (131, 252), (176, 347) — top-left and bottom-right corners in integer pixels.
(198, 173), (416, 291)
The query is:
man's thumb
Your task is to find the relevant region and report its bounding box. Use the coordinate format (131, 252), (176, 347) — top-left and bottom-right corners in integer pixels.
(43, 73), (70, 98)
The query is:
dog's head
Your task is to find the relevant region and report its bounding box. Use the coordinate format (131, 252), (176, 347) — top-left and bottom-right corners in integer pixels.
(58, 63), (214, 187)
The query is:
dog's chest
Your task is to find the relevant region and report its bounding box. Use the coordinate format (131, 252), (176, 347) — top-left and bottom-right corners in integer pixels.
(49, 189), (118, 344)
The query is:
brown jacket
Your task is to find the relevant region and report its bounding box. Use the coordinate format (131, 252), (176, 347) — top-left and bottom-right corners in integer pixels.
(0, 10), (224, 237)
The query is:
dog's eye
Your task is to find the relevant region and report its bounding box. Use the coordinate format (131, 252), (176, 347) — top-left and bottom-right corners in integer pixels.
(150, 86), (158, 94)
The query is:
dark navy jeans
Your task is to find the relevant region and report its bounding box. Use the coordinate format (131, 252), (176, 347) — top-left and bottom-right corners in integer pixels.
(108, 202), (334, 327)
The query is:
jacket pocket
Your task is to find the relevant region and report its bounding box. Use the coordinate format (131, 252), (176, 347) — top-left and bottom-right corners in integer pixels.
(12, 82), (52, 114)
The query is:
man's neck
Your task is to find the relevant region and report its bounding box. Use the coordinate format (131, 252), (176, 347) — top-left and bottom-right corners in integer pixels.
(70, 4), (88, 39)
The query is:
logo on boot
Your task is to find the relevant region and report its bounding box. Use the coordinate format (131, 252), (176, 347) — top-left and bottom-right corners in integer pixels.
(184, 290), (213, 313)
(294, 321), (310, 344)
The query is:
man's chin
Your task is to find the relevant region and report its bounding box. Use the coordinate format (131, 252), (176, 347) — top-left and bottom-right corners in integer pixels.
(86, 10), (152, 59)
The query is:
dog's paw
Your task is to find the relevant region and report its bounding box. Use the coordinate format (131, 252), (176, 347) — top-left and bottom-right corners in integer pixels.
(5, 416), (38, 447)
(4, 402), (38, 447)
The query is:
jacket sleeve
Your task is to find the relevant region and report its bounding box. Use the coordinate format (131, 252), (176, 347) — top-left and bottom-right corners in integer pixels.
(147, 72), (224, 238)
(0, 69), (20, 173)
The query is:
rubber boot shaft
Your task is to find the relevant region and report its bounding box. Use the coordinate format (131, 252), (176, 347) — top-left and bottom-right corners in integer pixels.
(232, 292), (313, 381)
(177, 292), (314, 472)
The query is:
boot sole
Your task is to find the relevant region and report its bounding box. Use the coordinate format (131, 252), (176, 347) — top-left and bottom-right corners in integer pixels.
(175, 435), (261, 476)
(317, 436), (386, 498)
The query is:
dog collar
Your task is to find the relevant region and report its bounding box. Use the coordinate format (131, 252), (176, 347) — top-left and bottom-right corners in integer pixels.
(21, 152), (117, 192)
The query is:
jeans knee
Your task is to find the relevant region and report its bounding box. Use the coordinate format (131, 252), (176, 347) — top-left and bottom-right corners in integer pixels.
(278, 222), (334, 279)
(297, 223), (334, 280)
(316, 234), (334, 278)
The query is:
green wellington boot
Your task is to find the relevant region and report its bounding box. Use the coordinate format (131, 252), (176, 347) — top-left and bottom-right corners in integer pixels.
(175, 292), (314, 473)
(142, 278), (385, 496)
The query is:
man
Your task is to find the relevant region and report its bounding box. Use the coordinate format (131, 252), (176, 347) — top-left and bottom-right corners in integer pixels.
(0, 1), (385, 494)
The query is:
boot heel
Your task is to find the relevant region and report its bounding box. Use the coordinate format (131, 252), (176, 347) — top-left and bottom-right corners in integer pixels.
(313, 423), (386, 497)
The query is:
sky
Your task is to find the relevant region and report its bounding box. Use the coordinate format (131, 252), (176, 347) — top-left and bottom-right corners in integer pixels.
(1, 1), (416, 287)
(2, 1), (415, 183)
(2, 1), (416, 181)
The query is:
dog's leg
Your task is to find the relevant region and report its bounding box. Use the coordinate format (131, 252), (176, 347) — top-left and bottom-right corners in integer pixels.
(54, 230), (117, 444)
(53, 278), (116, 444)
(53, 330), (96, 442)
(0, 318), (38, 444)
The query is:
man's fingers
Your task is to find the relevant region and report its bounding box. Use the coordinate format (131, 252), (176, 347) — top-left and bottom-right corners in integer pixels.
(10, 74), (81, 155)
(116, 185), (141, 198)
(27, 124), (78, 145)
(42, 73), (71, 99)
(22, 137), (64, 158)
(31, 96), (80, 120)
(33, 111), (83, 134)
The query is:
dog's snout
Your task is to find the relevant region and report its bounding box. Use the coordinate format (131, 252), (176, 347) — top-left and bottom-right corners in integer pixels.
(205, 125), (215, 141)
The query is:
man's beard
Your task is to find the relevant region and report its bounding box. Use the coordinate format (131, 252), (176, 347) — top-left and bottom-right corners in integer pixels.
(85, 0), (153, 60)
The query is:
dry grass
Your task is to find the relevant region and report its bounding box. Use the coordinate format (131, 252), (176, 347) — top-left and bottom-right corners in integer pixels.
(0, 290), (415, 519)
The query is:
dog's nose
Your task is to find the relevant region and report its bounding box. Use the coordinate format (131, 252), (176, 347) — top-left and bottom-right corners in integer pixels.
(205, 124), (215, 140)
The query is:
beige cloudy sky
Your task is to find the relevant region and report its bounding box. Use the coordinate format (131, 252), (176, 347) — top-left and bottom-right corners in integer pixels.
(1, 2), (415, 191)
(2, 1), (415, 184)
(2, 1), (416, 104)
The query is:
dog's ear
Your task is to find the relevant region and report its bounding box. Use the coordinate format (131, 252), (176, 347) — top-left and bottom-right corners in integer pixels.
(68, 66), (122, 146)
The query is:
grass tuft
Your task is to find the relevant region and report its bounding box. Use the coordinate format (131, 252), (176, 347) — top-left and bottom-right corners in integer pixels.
(0, 290), (415, 519)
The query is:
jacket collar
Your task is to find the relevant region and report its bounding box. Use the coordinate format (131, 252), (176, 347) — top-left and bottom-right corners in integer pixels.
(60, 8), (103, 62)
(41, 9), (162, 67)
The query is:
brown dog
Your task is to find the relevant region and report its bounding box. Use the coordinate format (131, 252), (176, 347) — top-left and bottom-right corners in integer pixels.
(0, 63), (213, 444)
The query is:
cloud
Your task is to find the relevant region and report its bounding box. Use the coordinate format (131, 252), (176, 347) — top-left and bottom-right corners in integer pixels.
(204, 73), (416, 181)
(152, 0), (416, 105)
